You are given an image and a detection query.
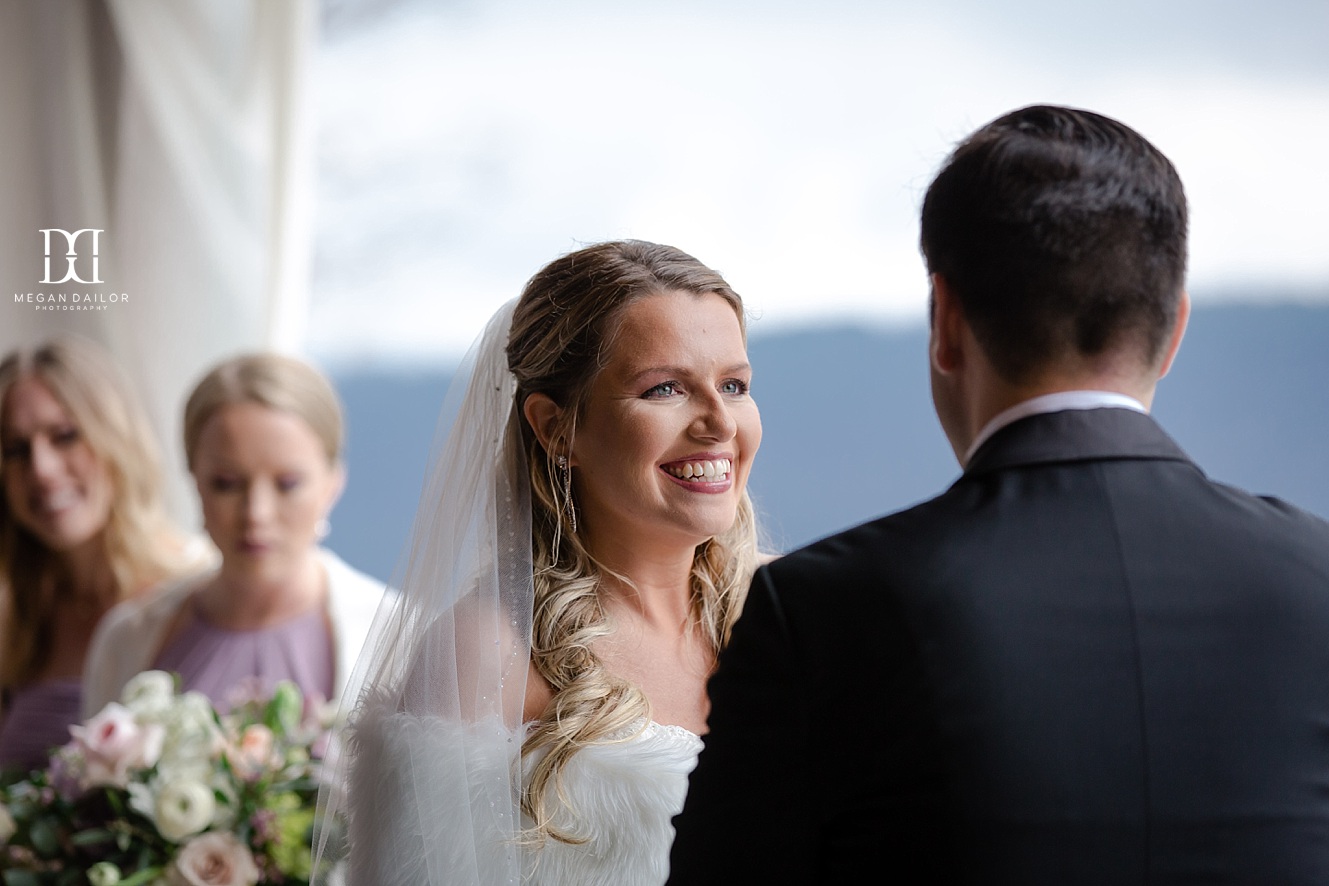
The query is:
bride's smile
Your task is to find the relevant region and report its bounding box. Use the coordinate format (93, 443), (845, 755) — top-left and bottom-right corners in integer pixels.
(661, 456), (734, 487)
(569, 289), (761, 557)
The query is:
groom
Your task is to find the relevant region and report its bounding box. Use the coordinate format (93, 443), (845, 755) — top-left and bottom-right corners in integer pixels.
(668, 105), (1329, 884)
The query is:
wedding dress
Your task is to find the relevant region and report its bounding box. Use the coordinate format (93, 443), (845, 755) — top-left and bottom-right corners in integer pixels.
(316, 299), (703, 885)
(345, 705), (701, 885)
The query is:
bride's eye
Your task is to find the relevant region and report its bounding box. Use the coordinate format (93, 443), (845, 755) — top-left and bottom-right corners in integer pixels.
(643, 382), (679, 399)
(720, 379), (750, 396)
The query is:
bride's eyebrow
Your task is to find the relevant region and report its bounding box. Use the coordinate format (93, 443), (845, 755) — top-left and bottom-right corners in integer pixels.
(624, 362), (751, 385)
(625, 366), (685, 383)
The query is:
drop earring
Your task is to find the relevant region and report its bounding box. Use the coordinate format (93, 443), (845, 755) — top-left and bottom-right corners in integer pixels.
(556, 455), (577, 533)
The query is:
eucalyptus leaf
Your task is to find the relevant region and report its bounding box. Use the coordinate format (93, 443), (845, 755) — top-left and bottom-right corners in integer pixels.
(28, 816), (61, 855)
(3, 870), (43, 886)
(118, 866), (165, 886)
(70, 827), (115, 846)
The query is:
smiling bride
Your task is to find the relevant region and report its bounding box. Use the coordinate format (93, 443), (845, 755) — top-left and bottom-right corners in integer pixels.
(318, 240), (764, 886)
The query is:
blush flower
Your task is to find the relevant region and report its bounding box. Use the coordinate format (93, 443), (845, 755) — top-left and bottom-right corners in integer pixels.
(226, 724), (277, 780)
(170, 831), (260, 886)
(69, 702), (165, 788)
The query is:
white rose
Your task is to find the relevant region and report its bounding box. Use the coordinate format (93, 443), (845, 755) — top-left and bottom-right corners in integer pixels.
(156, 756), (214, 787)
(87, 861), (123, 886)
(154, 779), (216, 843)
(158, 693), (223, 776)
(128, 781), (156, 821)
(205, 770), (239, 832)
(69, 702), (166, 788)
(170, 831), (260, 886)
(0, 803), (16, 843)
(121, 671), (177, 719)
(175, 692), (219, 732)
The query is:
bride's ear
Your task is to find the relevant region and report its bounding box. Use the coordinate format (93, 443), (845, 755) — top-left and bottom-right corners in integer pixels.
(522, 392), (565, 457)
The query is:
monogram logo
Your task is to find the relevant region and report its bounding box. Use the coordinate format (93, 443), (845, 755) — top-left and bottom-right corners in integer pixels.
(40, 228), (104, 285)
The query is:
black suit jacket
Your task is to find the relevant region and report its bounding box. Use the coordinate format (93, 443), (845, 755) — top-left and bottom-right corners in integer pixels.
(668, 408), (1329, 885)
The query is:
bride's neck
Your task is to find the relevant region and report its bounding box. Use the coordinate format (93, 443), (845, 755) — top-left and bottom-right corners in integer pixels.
(579, 526), (703, 629)
(594, 560), (695, 634)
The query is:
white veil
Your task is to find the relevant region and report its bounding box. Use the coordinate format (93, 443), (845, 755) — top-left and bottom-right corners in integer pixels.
(314, 299), (533, 885)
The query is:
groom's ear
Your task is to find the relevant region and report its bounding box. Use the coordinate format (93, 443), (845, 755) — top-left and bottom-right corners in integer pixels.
(522, 392), (565, 456)
(1155, 289), (1190, 380)
(930, 273), (966, 375)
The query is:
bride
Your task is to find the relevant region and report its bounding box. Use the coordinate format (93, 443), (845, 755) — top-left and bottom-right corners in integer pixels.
(321, 240), (763, 885)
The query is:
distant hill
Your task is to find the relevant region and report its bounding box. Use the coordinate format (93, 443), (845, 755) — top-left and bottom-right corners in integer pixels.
(329, 303), (1329, 582)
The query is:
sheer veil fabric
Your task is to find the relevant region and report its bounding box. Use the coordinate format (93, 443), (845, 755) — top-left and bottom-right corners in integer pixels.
(315, 299), (533, 885)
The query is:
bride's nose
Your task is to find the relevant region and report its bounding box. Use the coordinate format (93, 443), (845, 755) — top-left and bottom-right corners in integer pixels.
(691, 391), (737, 442)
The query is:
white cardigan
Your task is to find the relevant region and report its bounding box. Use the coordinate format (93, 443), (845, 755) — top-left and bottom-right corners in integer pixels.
(82, 548), (386, 719)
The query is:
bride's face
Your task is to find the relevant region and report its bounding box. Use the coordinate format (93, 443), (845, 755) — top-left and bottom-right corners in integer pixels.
(570, 290), (761, 557)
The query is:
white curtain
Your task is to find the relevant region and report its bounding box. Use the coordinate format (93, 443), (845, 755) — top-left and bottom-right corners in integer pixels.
(0, 0), (316, 525)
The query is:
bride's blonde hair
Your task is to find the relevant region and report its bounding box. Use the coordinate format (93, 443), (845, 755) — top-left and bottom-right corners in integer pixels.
(506, 240), (759, 844)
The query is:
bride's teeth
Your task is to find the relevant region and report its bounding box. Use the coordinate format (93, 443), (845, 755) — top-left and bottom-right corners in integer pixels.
(666, 459), (732, 481)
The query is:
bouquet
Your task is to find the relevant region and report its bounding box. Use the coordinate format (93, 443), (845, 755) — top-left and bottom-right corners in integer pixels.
(0, 672), (342, 886)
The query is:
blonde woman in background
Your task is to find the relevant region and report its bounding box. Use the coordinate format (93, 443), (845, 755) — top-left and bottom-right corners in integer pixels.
(83, 353), (382, 717)
(327, 240), (765, 886)
(0, 337), (201, 773)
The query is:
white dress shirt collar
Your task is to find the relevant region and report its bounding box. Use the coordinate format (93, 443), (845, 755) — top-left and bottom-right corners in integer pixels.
(963, 390), (1147, 467)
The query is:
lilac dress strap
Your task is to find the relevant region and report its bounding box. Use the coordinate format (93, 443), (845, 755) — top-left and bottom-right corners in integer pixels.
(152, 600), (335, 713)
(0, 679), (82, 774)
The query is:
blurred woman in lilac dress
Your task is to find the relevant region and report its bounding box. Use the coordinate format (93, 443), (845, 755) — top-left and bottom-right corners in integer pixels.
(0, 338), (200, 774)
(84, 353), (382, 717)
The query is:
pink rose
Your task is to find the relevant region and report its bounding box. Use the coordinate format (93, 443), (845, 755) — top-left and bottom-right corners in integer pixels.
(170, 832), (260, 886)
(225, 725), (277, 779)
(69, 703), (165, 788)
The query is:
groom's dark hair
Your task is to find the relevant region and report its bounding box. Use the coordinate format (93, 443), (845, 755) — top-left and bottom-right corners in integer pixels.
(920, 104), (1189, 383)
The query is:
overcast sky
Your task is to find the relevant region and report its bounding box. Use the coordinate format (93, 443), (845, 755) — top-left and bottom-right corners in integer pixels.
(308, 0), (1329, 366)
